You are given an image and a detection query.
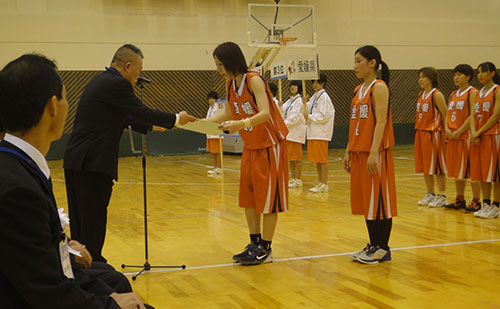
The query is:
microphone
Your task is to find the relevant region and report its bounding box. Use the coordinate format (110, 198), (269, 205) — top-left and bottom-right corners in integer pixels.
(136, 76), (152, 85)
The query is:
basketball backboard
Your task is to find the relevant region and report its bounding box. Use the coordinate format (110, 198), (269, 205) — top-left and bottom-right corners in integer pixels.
(248, 3), (316, 49)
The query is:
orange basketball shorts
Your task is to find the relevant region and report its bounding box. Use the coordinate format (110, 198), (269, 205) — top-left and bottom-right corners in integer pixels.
(446, 138), (470, 179)
(307, 140), (328, 163)
(206, 138), (221, 154)
(469, 134), (500, 183)
(239, 141), (289, 214)
(414, 130), (447, 175)
(287, 141), (303, 161)
(350, 149), (397, 220)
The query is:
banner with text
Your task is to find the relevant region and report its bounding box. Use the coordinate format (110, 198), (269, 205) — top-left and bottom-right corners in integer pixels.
(287, 54), (319, 80)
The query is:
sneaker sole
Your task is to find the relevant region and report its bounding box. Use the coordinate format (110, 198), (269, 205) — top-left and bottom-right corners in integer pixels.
(240, 254), (273, 266)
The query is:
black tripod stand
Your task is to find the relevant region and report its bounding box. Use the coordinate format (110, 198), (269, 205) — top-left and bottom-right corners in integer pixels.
(121, 78), (186, 280)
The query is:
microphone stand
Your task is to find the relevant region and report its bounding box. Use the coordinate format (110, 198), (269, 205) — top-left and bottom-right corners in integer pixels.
(121, 79), (186, 280)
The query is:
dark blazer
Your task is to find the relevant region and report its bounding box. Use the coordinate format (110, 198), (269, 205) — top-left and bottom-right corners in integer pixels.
(0, 140), (119, 308)
(63, 68), (177, 180)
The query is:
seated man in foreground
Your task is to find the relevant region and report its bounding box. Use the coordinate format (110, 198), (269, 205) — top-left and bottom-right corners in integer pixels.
(0, 53), (147, 308)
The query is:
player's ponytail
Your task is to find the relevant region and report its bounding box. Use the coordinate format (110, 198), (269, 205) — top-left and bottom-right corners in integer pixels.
(478, 62), (500, 85)
(380, 60), (390, 86)
(355, 45), (390, 86)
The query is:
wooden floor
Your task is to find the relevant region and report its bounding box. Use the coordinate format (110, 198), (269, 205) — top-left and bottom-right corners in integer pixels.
(49, 145), (500, 308)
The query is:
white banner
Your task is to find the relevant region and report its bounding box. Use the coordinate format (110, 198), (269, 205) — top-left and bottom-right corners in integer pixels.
(287, 54), (319, 80)
(270, 61), (287, 80)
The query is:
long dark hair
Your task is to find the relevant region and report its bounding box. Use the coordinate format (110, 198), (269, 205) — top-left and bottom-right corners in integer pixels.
(477, 62), (500, 85)
(355, 45), (389, 86)
(213, 42), (248, 76)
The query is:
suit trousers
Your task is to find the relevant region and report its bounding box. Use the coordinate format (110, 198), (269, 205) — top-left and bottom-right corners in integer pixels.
(65, 169), (114, 263)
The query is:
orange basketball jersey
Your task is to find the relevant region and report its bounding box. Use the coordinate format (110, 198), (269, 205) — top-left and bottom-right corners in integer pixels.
(474, 85), (500, 136)
(447, 86), (475, 139)
(415, 88), (443, 131)
(226, 71), (288, 149)
(348, 80), (395, 152)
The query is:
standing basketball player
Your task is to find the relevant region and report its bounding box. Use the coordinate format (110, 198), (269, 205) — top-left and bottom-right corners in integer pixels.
(208, 42), (289, 265)
(414, 67), (448, 207)
(470, 62), (500, 219)
(444, 64), (481, 211)
(344, 45), (396, 264)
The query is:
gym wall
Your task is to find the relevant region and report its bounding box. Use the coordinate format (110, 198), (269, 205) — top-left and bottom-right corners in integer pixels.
(1, 0), (499, 159)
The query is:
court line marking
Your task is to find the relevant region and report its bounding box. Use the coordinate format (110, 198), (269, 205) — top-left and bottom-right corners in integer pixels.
(122, 238), (500, 276)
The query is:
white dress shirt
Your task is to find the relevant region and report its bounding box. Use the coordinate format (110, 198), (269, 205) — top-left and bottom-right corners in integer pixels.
(3, 133), (50, 179)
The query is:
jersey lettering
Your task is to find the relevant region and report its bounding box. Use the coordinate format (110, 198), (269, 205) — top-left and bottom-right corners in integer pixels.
(351, 105), (357, 119)
(448, 101), (455, 110)
(233, 101), (241, 115)
(422, 103), (429, 113)
(241, 101), (255, 115)
(483, 101), (491, 113)
(456, 100), (465, 111)
(359, 104), (369, 119)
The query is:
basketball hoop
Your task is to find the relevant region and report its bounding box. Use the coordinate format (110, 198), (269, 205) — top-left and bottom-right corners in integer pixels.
(279, 37), (298, 46)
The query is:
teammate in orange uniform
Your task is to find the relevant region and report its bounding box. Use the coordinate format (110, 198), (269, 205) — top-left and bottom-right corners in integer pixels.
(207, 42), (289, 265)
(205, 91), (223, 175)
(469, 62), (500, 219)
(344, 45), (396, 264)
(414, 67), (448, 207)
(444, 65), (481, 211)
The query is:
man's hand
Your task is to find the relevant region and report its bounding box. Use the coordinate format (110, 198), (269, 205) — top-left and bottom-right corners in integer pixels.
(178, 111), (197, 125)
(68, 240), (92, 269)
(110, 292), (146, 309)
(152, 126), (167, 132)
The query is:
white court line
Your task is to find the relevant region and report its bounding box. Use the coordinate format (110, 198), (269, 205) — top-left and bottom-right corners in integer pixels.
(52, 177), (422, 185)
(122, 238), (500, 276)
(177, 160), (240, 173)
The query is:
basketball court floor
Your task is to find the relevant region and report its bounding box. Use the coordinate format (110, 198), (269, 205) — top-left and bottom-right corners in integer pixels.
(49, 145), (500, 308)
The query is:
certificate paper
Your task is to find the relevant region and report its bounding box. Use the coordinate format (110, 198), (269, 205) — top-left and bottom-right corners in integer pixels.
(177, 119), (223, 135)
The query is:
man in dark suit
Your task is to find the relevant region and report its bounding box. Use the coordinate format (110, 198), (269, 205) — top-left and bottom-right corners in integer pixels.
(0, 54), (147, 308)
(63, 44), (195, 262)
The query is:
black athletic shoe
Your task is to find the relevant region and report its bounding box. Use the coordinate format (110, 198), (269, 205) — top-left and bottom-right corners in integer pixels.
(239, 244), (273, 266)
(232, 243), (256, 262)
(445, 199), (466, 210)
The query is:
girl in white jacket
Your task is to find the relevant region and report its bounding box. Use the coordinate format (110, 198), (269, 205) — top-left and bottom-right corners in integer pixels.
(205, 91), (223, 175)
(283, 80), (307, 187)
(306, 73), (335, 193)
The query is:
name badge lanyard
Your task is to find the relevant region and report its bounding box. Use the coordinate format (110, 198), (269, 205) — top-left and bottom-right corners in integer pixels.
(309, 91), (325, 114)
(0, 147), (64, 237)
(284, 96), (300, 119)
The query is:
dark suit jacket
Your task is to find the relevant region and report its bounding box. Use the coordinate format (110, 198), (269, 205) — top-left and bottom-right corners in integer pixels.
(63, 68), (177, 180)
(0, 140), (119, 308)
